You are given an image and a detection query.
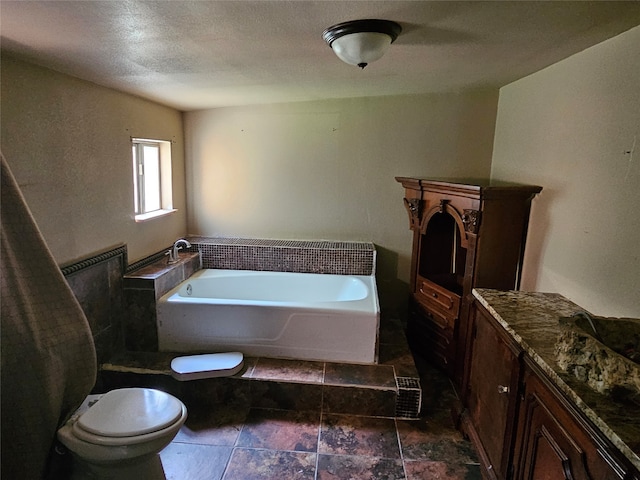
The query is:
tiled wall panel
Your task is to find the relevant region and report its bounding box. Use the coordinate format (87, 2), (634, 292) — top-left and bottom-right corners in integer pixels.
(62, 245), (127, 365)
(188, 237), (376, 275)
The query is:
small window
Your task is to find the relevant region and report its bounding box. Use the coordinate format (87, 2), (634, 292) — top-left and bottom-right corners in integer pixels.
(132, 138), (175, 221)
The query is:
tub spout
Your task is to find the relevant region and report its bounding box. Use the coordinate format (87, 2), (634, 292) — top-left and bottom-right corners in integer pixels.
(167, 239), (191, 264)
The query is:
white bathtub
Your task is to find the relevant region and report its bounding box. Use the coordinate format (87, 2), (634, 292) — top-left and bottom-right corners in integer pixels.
(156, 269), (380, 364)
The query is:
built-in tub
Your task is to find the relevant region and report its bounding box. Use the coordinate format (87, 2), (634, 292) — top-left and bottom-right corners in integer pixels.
(156, 269), (380, 363)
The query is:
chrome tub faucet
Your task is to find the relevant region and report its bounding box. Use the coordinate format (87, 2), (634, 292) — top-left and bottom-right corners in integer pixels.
(167, 238), (191, 264)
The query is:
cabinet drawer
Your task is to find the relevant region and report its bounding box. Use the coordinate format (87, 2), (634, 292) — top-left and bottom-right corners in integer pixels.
(411, 295), (454, 332)
(416, 276), (461, 318)
(408, 297), (456, 375)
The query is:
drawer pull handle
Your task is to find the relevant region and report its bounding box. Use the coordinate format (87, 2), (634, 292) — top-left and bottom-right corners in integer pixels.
(419, 286), (455, 310)
(497, 385), (510, 394)
(419, 289), (445, 302)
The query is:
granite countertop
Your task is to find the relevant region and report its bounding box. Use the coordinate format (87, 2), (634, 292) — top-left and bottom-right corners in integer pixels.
(473, 288), (640, 471)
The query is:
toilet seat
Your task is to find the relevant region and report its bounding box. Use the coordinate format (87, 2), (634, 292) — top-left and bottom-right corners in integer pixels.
(72, 388), (186, 446)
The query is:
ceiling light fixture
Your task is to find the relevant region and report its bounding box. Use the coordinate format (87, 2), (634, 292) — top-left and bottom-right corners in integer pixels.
(323, 19), (402, 69)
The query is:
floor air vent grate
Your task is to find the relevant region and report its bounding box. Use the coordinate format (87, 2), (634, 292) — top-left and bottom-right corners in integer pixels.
(395, 377), (422, 419)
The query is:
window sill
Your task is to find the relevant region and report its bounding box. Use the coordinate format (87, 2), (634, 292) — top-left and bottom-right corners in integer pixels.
(135, 209), (177, 223)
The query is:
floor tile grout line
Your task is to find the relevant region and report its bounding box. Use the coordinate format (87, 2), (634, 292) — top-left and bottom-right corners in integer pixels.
(238, 405), (426, 423)
(229, 445), (413, 462)
(249, 357), (260, 378)
(229, 445), (408, 461)
(321, 411), (399, 420)
(394, 417), (409, 480)
(219, 444), (235, 480)
(230, 445), (319, 455)
(315, 366), (326, 480)
(314, 412), (323, 480)
(316, 452), (407, 461)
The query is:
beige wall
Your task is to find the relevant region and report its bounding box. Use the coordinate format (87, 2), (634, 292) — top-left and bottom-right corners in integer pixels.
(1, 55), (187, 265)
(491, 26), (640, 317)
(184, 93), (499, 310)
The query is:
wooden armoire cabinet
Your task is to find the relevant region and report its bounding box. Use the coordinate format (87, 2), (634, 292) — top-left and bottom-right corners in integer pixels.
(396, 177), (542, 384)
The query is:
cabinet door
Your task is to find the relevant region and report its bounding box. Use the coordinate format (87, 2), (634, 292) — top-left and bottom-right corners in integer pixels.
(465, 304), (522, 479)
(514, 358), (632, 480)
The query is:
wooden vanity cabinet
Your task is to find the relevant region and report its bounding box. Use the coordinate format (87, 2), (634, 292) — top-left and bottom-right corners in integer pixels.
(465, 299), (640, 480)
(462, 300), (524, 480)
(396, 177), (541, 382)
(513, 357), (639, 480)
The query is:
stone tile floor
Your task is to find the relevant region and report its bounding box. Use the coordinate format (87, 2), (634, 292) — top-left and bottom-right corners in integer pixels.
(159, 359), (481, 480)
(100, 314), (481, 478)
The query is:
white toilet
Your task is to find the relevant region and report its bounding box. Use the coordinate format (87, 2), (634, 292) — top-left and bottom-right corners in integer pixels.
(57, 388), (187, 480)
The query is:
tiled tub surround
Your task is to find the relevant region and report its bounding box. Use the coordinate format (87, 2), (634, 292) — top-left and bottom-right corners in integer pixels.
(123, 252), (201, 351)
(186, 237), (376, 275)
(123, 238), (376, 352)
(473, 289), (640, 471)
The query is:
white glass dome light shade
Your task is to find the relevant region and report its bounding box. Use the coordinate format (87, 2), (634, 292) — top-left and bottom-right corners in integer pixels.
(322, 19), (402, 69)
(331, 31), (393, 68)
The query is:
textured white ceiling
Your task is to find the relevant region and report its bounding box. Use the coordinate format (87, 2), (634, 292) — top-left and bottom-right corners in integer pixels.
(2, 1), (640, 111)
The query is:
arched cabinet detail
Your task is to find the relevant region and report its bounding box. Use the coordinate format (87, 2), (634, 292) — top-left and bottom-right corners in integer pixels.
(395, 177), (542, 383)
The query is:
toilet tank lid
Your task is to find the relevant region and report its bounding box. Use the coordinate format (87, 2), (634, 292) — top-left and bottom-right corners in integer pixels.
(171, 352), (244, 381)
(77, 388), (184, 437)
